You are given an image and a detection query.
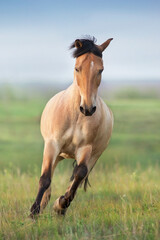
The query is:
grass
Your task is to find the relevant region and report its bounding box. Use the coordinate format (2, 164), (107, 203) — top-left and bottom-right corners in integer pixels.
(0, 97), (160, 239)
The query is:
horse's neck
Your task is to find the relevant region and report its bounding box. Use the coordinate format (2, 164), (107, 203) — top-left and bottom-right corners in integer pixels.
(65, 82), (81, 109)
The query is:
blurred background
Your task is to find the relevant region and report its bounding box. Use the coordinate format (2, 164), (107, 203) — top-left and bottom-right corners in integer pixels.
(0, 1), (160, 238)
(0, 0), (160, 171)
(0, 0), (160, 98)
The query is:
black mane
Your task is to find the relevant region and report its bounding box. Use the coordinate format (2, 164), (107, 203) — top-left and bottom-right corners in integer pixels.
(70, 36), (102, 58)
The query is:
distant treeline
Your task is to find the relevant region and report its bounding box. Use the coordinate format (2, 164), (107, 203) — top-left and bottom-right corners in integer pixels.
(114, 88), (159, 99)
(0, 81), (160, 100)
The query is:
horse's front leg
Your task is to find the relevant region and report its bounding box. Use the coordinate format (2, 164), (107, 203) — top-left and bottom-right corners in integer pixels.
(53, 145), (93, 215)
(40, 155), (64, 212)
(30, 140), (59, 218)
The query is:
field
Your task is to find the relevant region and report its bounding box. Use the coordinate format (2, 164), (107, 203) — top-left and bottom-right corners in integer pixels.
(0, 96), (160, 240)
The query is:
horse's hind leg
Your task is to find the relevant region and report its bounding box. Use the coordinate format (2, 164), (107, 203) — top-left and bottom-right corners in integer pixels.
(30, 140), (59, 217)
(53, 146), (92, 215)
(53, 163), (88, 215)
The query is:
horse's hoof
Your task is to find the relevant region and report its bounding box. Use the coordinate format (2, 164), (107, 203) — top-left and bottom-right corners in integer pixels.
(30, 202), (40, 218)
(53, 197), (67, 215)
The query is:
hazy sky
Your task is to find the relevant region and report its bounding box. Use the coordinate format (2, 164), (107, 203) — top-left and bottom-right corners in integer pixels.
(0, 0), (160, 83)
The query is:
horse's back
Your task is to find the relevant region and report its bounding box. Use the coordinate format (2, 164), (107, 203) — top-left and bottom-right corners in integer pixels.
(40, 90), (67, 139)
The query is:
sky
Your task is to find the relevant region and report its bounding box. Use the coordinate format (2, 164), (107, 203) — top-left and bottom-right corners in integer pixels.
(0, 0), (160, 83)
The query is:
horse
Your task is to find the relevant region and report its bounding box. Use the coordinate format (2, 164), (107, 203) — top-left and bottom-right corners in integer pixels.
(30, 36), (114, 217)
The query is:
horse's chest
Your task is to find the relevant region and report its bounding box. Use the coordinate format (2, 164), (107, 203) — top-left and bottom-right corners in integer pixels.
(63, 125), (87, 146)
(72, 126), (85, 145)
(61, 121), (98, 154)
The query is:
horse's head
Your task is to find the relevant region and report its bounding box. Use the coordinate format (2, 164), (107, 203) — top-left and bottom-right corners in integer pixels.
(70, 37), (113, 116)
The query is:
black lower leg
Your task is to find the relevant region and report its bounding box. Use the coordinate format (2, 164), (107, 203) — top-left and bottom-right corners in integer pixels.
(59, 164), (88, 210)
(30, 172), (51, 217)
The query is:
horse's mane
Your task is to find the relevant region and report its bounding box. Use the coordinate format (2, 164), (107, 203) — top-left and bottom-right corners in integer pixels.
(70, 36), (102, 58)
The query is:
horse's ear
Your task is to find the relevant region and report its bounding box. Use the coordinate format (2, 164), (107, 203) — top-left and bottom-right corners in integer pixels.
(75, 39), (83, 48)
(98, 38), (113, 52)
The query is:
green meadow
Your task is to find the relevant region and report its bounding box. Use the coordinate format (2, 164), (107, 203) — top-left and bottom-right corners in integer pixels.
(0, 96), (160, 239)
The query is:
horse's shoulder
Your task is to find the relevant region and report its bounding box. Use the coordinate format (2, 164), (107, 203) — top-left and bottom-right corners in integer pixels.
(98, 97), (114, 130)
(46, 90), (65, 106)
(99, 97), (113, 116)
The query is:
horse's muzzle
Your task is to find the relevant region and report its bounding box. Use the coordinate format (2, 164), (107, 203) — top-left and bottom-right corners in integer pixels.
(80, 106), (96, 116)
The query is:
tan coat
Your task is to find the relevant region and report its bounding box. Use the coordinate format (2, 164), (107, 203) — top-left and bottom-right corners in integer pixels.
(41, 81), (113, 171)
(30, 38), (114, 217)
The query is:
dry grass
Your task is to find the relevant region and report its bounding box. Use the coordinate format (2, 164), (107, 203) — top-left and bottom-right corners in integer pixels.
(0, 98), (160, 239)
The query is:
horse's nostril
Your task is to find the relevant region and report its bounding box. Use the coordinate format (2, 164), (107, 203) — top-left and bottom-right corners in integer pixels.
(89, 106), (96, 115)
(80, 106), (96, 116)
(92, 106), (96, 113)
(80, 106), (83, 113)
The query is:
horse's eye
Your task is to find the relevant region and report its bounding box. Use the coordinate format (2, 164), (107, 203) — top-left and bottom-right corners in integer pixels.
(75, 67), (79, 72)
(99, 69), (103, 74)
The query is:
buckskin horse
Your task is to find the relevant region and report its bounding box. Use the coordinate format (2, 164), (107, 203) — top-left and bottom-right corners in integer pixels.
(30, 36), (114, 216)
